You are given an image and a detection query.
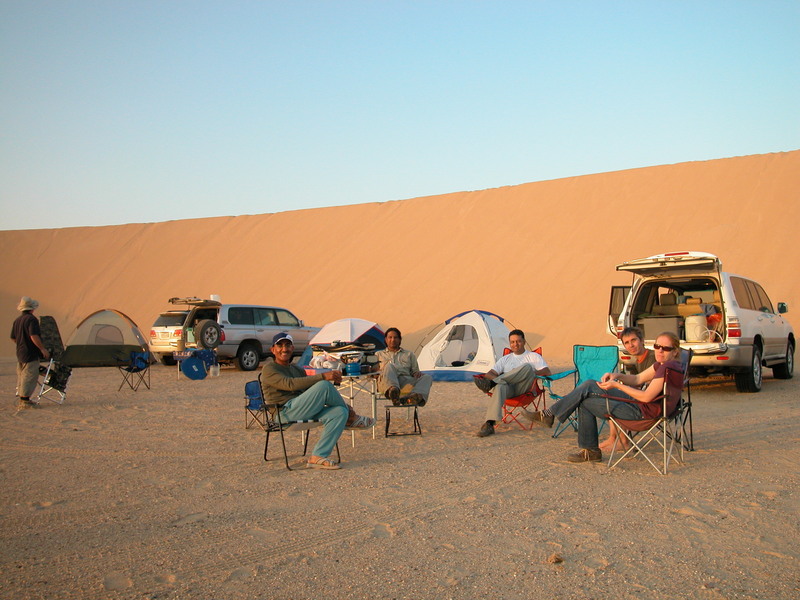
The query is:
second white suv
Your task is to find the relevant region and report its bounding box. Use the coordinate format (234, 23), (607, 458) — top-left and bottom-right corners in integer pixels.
(162, 298), (320, 371)
(608, 252), (794, 393)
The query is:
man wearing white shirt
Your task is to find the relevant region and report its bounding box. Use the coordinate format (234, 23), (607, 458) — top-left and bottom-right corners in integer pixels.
(475, 329), (551, 437)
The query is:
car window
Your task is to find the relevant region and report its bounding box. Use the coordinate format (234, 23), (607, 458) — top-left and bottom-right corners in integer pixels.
(228, 306), (255, 325)
(731, 277), (756, 310)
(750, 282), (775, 314)
(254, 308), (277, 326)
(275, 309), (300, 327)
(190, 308), (219, 326)
(153, 312), (187, 327)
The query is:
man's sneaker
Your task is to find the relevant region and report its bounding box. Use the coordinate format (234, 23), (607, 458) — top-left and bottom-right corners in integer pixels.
(473, 376), (496, 394)
(567, 448), (602, 463)
(476, 421), (495, 437)
(18, 397), (39, 408)
(525, 410), (554, 428)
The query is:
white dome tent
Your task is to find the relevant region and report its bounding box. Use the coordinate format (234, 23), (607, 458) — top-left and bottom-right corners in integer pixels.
(417, 310), (512, 381)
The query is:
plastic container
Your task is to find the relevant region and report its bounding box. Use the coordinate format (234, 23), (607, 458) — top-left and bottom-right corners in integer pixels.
(685, 315), (708, 342)
(345, 362), (361, 376)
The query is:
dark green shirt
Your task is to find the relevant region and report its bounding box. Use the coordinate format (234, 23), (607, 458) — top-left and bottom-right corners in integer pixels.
(260, 360), (325, 407)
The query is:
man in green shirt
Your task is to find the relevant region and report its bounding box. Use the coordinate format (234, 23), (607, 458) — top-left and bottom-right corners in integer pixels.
(261, 332), (375, 470)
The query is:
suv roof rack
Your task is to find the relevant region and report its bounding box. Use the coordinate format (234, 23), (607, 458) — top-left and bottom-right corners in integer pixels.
(167, 297), (222, 307)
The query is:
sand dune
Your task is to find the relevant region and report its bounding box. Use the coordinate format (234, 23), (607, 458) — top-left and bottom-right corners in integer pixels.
(2, 151), (798, 362)
(2, 151), (799, 598)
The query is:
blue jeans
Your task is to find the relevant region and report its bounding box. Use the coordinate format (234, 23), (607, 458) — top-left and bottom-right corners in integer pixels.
(279, 381), (349, 459)
(549, 380), (643, 451)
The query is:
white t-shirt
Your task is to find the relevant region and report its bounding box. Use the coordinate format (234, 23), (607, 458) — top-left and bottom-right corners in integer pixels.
(492, 350), (548, 375)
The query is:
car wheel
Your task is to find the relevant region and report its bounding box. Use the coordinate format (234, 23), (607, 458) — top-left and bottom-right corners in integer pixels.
(195, 320), (221, 349)
(160, 354), (177, 366)
(735, 345), (763, 393)
(772, 341), (794, 379)
(237, 342), (261, 371)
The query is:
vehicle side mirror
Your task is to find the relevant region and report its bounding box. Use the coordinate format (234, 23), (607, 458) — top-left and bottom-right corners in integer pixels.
(778, 302), (788, 314)
(298, 320), (304, 327)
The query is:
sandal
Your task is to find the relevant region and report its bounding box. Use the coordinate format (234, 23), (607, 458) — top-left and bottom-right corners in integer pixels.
(385, 387), (400, 401)
(347, 415), (376, 429)
(307, 456), (341, 470)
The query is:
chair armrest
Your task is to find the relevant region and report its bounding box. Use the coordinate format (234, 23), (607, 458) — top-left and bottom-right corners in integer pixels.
(539, 368), (576, 383)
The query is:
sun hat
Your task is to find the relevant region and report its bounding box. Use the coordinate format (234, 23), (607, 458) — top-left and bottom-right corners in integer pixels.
(17, 296), (39, 312)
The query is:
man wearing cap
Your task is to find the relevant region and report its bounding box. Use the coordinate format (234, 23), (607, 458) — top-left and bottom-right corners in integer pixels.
(261, 332), (375, 470)
(11, 297), (50, 407)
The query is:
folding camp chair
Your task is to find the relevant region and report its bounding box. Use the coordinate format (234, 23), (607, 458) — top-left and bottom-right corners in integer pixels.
(605, 349), (693, 474)
(501, 377), (546, 430)
(385, 401), (422, 437)
(34, 316), (71, 404)
(544, 345), (619, 438)
(474, 347), (549, 431)
(251, 375), (342, 471)
(35, 359), (72, 404)
(245, 380), (267, 430)
(118, 351), (151, 391)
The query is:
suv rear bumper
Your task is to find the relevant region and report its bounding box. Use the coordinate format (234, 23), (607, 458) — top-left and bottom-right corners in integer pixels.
(685, 343), (752, 370)
(149, 342), (183, 354)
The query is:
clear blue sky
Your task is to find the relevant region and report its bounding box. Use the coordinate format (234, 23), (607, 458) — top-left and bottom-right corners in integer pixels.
(2, 1), (798, 231)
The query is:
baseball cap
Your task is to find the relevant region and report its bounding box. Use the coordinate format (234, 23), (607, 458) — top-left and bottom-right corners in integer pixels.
(272, 332), (294, 345)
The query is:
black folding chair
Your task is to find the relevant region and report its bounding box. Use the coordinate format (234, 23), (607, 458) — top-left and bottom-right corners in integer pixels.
(249, 375), (341, 470)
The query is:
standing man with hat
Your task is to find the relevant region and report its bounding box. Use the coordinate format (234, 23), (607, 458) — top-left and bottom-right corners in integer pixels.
(11, 297), (49, 407)
(260, 332), (375, 470)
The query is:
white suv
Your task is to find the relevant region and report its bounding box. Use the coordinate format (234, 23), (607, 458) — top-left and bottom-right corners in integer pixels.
(608, 252), (794, 392)
(156, 298), (320, 371)
(148, 310), (190, 365)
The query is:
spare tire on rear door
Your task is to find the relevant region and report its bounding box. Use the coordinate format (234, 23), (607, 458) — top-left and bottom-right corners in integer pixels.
(195, 320), (221, 349)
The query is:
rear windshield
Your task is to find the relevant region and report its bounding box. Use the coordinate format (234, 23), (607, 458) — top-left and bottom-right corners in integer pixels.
(153, 312), (188, 327)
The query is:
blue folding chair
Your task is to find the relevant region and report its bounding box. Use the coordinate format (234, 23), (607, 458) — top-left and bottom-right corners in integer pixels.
(245, 380), (267, 430)
(118, 351), (151, 391)
(542, 345), (619, 438)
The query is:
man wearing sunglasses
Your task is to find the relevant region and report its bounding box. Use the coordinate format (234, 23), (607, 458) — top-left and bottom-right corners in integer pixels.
(525, 332), (684, 463)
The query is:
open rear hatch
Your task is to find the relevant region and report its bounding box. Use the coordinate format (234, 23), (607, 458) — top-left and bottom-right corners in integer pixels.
(616, 252), (721, 278)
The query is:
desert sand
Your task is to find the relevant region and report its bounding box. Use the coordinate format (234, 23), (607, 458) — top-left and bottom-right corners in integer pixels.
(1, 151), (799, 363)
(1, 152), (799, 599)
(1, 358), (798, 599)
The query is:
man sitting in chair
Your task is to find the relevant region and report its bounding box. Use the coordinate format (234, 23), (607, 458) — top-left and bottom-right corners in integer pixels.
(598, 326), (656, 453)
(525, 332), (683, 463)
(474, 329), (551, 437)
(260, 332), (375, 470)
(376, 327), (432, 406)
